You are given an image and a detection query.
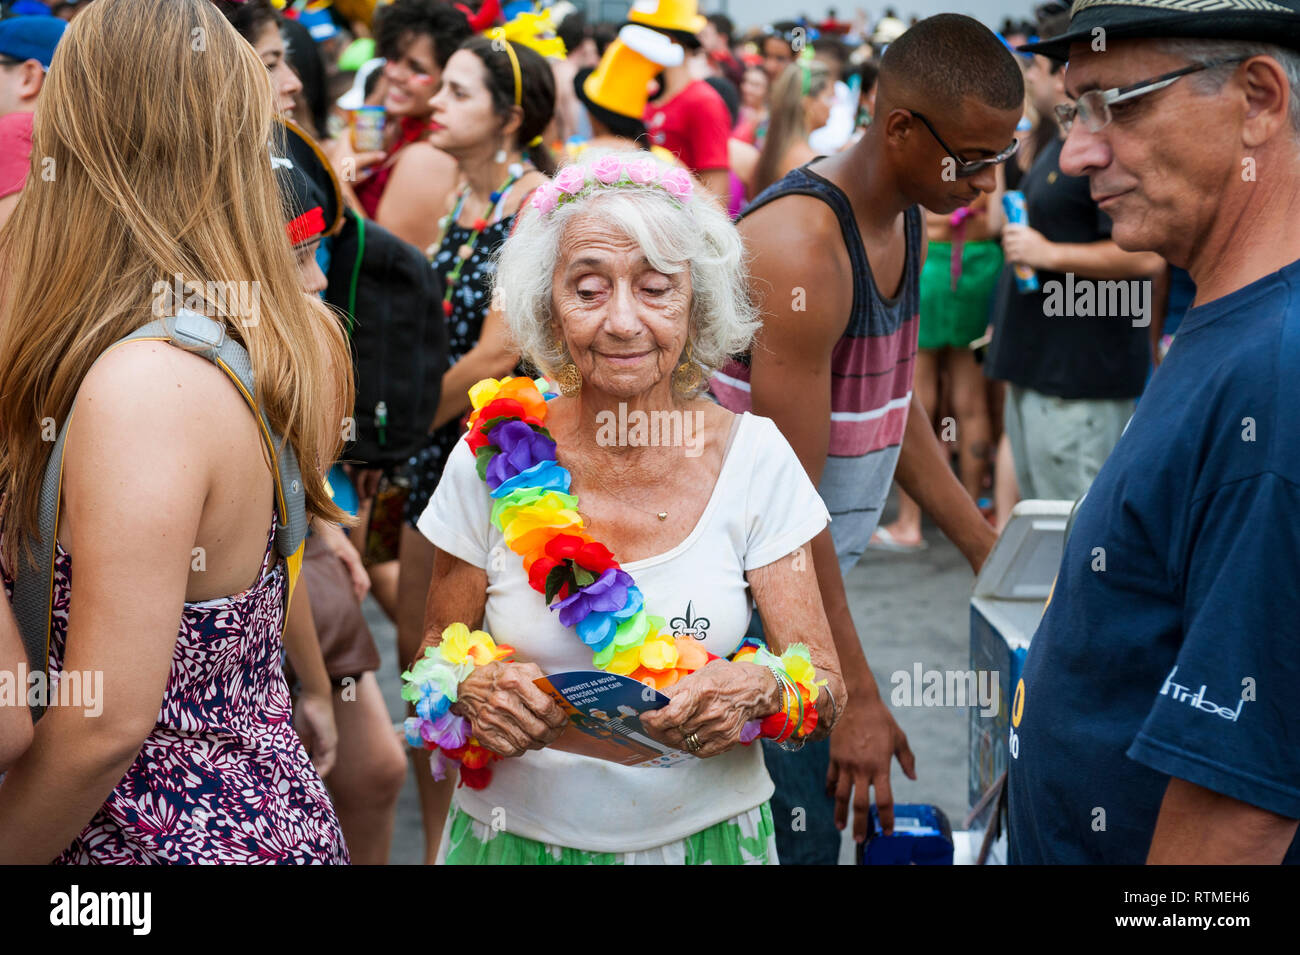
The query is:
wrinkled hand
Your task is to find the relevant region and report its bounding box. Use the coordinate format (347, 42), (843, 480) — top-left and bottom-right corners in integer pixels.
(827, 690), (916, 840)
(641, 660), (778, 758)
(452, 660), (569, 757)
(1001, 223), (1057, 271)
(294, 689), (338, 779)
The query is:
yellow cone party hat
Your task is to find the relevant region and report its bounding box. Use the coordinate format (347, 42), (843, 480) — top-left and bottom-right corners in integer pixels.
(582, 24), (683, 119)
(627, 0), (707, 35)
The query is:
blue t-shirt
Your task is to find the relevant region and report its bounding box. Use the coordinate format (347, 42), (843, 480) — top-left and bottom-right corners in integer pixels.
(1008, 258), (1300, 864)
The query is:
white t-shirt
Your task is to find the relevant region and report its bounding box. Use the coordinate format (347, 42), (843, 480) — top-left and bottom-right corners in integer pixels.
(417, 411), (830, 852)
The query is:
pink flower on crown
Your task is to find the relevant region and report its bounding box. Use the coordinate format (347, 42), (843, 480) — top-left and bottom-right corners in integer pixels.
(625, 158), (659, 185)
(553, 165), (588, 196)
(591, 154), (625, 185)
(659, 167), (694, 203)
(531, 181), (558, 216)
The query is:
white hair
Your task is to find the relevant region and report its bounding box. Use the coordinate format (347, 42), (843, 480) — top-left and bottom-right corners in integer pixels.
(494, 149), (758, 392)
(1152, 38), (1300, 140)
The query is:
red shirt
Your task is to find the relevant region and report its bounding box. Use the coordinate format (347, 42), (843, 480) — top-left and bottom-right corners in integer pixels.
(643, 80), (730, 174)
(0, 111), (34, 199)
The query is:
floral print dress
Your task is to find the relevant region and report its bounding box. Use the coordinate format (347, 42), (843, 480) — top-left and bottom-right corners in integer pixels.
(2, 513), (349, 864)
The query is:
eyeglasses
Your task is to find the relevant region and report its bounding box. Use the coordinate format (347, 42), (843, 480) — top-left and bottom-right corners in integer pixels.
(1054, 58), (1247, 134)
(907, 110), (1021, 178)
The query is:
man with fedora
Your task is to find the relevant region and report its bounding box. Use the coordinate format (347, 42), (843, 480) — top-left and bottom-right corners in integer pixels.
(0, 13), (64, 228)
(1009, 0), (1300, 863)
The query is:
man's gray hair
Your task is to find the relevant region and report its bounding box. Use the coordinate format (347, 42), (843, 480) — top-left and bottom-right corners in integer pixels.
(1153, 38), (1300, 138)
(494, 150), (758, 386)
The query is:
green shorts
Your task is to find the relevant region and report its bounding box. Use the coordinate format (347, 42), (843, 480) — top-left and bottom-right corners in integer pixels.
(918, 239), (1003, 350)
(439, 799), (778, 865)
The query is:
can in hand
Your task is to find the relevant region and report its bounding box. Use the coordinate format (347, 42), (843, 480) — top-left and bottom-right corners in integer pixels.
(351, 105), (386, 153)
(1002, 190), (1039, 293)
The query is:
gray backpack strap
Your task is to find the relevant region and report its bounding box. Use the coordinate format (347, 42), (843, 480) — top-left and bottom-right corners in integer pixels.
(10, 309), (308, 721)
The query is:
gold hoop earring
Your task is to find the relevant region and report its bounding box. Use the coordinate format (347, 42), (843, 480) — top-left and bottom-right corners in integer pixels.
(556, 362), (582, 397)
(672, 341), (704, 396)
(553, 337), (581, 397)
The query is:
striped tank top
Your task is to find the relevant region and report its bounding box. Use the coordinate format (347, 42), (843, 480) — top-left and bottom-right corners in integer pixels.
(711, 162), (922, 573)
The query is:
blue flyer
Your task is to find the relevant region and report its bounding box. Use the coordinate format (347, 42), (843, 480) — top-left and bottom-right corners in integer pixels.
(534, 670), (695, 768)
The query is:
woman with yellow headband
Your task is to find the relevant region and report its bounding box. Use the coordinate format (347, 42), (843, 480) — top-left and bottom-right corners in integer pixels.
(327, 0), (472, 253)
(393, 33), (555, 864)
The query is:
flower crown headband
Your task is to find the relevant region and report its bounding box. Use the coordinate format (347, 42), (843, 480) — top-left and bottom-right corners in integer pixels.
(530, 155), (695, 218)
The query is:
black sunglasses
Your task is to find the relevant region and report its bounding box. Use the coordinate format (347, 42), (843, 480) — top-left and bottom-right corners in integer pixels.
(907, 109), (1020, 178)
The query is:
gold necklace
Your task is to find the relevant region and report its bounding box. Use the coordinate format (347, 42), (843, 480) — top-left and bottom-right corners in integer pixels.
(573, 458), (670, 522)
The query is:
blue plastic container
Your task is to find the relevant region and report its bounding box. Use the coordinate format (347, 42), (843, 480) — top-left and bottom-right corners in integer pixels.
(860, 804), (954, 865)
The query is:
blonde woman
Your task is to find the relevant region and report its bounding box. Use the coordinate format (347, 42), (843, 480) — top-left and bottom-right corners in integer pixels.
(752, 60), (834, 196)
(0, 0), (353, 864)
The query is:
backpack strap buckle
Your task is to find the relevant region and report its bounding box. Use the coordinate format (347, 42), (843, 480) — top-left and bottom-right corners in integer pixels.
(169, 308), (227, 356)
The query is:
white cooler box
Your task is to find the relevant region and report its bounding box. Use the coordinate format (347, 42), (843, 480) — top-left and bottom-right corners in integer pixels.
(966, 500), (1073, 863)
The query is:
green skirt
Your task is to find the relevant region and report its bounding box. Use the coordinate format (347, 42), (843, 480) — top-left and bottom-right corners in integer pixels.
(439, 800), (778, 865)
(918, 239), (1003, 350)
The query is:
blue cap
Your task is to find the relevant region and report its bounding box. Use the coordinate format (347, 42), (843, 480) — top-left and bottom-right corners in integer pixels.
(295, 9), (340, 43)
(0, 15), (67, 69)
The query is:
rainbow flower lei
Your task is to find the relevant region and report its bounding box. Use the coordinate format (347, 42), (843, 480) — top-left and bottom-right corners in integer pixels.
(402, 376), (825, 787)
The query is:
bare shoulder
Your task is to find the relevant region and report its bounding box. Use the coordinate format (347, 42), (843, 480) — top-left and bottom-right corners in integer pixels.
(739, 193), (845, 286)
(502, 169), (550, 219)
(74, 338), (245, 438)
(59, 340), (250, 537)
(387, 142), (459, 197)
(692, 397), (737, 438)
(392, 140), (457, 176)
(739, 193), (850, 345)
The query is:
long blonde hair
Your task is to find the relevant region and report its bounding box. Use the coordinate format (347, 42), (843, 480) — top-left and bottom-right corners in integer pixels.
(754, 60), (830, 196)
(0, 0), (354, 566)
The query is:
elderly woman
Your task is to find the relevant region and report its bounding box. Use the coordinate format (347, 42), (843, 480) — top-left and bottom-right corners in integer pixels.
(411, 150), (847, 865)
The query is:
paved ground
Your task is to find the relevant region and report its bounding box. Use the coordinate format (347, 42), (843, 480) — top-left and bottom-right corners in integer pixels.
(370, 498), (977, 865)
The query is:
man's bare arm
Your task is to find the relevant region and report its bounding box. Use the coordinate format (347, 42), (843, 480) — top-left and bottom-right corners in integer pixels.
(894, 391), (996, 573)
(740, 204), (864, 682)
(1147, 777), (1298, 864)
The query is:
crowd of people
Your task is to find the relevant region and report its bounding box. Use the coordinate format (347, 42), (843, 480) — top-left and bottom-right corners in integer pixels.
(0, 0), (1296, 867)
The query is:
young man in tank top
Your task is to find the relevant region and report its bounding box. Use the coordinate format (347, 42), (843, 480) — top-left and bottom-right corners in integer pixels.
(711, 15), (1023, 864)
